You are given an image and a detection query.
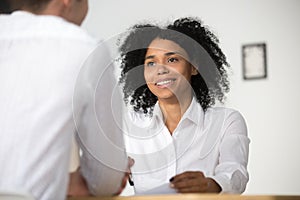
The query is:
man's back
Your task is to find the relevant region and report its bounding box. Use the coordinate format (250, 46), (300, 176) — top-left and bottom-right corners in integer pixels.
(0, 11), (96, 199)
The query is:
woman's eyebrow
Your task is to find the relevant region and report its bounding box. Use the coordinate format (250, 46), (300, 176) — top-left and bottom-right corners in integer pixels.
(145, 52), (180, 60)
(164, 52), (177, 56)
(145, 55), (155, 60)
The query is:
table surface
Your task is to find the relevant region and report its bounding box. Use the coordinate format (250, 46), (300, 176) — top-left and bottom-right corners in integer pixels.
(68, 194), (300, 200)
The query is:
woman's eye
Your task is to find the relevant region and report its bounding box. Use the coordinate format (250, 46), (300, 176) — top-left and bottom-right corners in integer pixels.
(146, 61), (155, 67)
(168, 57), (179, 63)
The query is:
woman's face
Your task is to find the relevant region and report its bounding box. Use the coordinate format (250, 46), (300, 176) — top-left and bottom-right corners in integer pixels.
(144, 38), (198, 102)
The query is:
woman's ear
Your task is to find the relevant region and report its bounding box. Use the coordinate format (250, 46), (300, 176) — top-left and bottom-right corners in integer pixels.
(191, 66), (199, 75)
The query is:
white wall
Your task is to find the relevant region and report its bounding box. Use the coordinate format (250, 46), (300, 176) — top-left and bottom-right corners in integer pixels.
(82, 0), (300, 195)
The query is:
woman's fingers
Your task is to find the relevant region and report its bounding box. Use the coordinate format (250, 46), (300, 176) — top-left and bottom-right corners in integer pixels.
(170, 171), (205, 183)
(170, 171), (209, 193)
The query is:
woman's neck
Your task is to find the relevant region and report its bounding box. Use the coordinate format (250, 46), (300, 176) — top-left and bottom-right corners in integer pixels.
(158, 95), (193, 135)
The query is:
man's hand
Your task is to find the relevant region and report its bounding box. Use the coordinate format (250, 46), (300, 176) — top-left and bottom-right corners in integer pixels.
(114, 157), (135, 195)
(67, 168), (90, 197)
(169, 171), (221, 193)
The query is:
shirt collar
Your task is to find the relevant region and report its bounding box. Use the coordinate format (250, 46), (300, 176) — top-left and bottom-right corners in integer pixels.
(152, 97), (204, 128)
(181, 97), (204, 127)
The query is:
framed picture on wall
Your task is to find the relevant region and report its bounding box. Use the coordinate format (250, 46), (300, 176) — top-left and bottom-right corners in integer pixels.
(242, 43), (267, 80)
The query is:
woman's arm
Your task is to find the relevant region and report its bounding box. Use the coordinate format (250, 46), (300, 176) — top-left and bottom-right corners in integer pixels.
(209, 110), (250, 193)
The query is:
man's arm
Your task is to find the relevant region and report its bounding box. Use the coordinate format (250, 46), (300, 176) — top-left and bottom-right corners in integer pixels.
(72, 43), (128, 195)
(68, 168), (90, 197)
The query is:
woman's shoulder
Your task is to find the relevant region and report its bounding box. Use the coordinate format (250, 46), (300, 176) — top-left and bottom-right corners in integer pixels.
(205, 106), (246, 123)
(206, 106), (242, 115)
(205, 106), (247, 136)
(125, 109), (153, 128)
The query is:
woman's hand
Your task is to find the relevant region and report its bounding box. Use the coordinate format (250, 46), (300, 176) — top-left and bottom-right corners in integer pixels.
(169, 171), (221, 193)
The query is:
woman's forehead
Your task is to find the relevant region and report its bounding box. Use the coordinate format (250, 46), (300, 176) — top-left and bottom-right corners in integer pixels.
(146, 38), (189, 59)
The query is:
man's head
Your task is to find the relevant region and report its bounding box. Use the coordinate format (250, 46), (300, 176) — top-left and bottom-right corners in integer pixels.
(13, 0), (88, 25)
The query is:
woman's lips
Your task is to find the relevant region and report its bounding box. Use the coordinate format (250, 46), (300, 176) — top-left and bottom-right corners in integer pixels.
(155, 78), (176, 88)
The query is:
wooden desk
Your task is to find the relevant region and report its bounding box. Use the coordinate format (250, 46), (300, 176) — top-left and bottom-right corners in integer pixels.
(68, 194), (300, 200)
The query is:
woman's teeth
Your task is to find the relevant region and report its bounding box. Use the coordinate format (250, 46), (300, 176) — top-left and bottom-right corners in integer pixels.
(156, 79), (174, 86)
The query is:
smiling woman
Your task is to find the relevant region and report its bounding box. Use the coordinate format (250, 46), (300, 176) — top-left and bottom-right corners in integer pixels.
(119, 17), (250, 195)
(119, 18), (230, 115)
(144, 38), (198, 113)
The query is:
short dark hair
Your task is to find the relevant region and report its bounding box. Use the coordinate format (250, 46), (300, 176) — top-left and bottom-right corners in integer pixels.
(0, 0), (52, 13)
(119, 17), (230, 115)
(18, 0), (52, 12)
(0, 0), (20, 13)
(0, 0), (10, 13)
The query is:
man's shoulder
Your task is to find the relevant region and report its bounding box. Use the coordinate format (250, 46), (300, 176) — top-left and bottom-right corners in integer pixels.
(49, 18), (97, 44)
(36, 15), (98, 46)
(0, 11), (98, 46)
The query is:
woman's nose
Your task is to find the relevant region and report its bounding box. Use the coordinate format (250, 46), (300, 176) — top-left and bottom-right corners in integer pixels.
(157, 64), (169, 75)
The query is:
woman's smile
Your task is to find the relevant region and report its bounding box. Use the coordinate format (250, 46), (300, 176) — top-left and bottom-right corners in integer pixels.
(155, 78), (177, 88)
(144, 38), (197, 101)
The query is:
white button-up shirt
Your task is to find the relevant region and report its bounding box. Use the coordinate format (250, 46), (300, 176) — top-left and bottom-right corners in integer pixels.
(124, 97), (250, 194)
(0, 11), (127, 199)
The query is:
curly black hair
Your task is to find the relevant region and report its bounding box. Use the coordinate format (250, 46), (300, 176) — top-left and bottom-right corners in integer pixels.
(119, 17), (230, 115)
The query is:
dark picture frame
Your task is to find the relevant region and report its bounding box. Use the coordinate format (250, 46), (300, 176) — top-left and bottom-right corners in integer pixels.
(242, 43), (267, 80)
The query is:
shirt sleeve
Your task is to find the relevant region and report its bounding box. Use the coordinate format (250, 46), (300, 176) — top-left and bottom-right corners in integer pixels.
(209, 110), (250, 193)
(73, 42), (128, 195)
